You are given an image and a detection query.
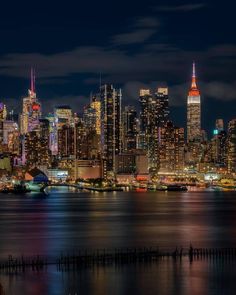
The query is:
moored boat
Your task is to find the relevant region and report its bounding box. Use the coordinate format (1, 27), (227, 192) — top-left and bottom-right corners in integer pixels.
(1, 184), (31, 194)
(166, 184), (188, 191)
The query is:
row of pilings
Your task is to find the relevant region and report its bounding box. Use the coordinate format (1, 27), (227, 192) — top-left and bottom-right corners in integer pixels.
(1, 247), (236, 273)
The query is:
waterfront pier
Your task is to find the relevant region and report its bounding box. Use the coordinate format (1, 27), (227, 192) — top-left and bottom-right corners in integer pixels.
(1, 246), (236, 273)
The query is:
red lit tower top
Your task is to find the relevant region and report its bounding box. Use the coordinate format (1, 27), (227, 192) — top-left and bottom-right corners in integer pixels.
(188, 62), (200, 97)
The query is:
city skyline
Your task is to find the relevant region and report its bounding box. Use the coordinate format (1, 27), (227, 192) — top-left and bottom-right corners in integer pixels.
(1, 61), (235, 182)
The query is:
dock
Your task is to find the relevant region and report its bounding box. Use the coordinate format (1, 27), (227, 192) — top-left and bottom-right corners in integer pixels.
(40, 183), (123, 193)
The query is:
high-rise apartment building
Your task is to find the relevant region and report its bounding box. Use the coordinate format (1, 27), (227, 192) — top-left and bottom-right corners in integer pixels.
(54, 105), (73, 129)
(83, 105), (97, 131)
(159, 121), (185, 173)
(227, 119), (236, 173)
(2, 120), (19, 154)
(100, 84), (122, 175)
(45, 113), (58, 155)
(0, 103), (7, 149)
(139, 87), (169, 172)
(211, 119), (227, 167)
(53, 105), (73, 154)
(139, 89), (152, 151)
(123, 106), (137, 152)
(24, 119), (51, 168)
(57, 119), (99, 160)
(156, 87), (169, 127)
(58, 125), (75, 159)
(90, 97), (101, 135)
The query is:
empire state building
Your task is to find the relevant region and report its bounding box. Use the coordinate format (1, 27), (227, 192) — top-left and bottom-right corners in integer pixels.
(187, 62), (201, 142)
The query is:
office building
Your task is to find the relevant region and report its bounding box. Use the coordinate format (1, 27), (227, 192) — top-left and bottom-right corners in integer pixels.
(187, 63), (201, 142)
(100, 84), (122, 175)
(24, 119), (51, 168)
(123, 106), (137, 152)
(20, 69), (41, 134)
(227, 119), (236, 173)
(159, 121), (185, 173)
(155, 87), (169, 127)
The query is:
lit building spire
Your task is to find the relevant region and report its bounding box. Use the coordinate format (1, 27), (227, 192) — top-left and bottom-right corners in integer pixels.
(191, 62), (197, 88)
(189, 62), (200, 96)
(187, 62), (201, 143)
(30, 67), (36, 93)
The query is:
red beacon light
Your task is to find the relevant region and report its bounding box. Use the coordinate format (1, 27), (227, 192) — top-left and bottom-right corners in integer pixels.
(32, 103), (41, 111)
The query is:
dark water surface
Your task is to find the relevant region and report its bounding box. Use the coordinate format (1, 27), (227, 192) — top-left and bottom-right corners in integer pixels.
(1, 190), (236, 294)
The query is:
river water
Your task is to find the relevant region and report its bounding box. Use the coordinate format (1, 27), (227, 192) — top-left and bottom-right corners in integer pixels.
(0, 189), (236, 294)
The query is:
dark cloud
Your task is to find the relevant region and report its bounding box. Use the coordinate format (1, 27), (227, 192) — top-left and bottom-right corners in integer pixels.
(208, 44), (236, 57)
(169, 83), (188, 106)
(0, 97), (21, 113)
(144, 43), (179, 52)
(39, 77), (70, 85)
(0, 44), (235, 85)
(134, 17), (160, 28)
(202, 81), (236, 101)
(112, 29), (156, 45)
(156, 3), (206, 12)
(111, 16), (160, 45)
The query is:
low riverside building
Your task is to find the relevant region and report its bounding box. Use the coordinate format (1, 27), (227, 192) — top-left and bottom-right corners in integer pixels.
(115, 152), (149, 183)
(0, 154), (12, 173)
(58, 158), (102, 180)
(115, 152), (148, 174)
(75, 160), (102, 180)
(46, 169), (69, 182)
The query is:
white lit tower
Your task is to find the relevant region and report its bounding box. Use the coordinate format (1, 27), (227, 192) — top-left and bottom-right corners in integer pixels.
(187, 62), (201, 143)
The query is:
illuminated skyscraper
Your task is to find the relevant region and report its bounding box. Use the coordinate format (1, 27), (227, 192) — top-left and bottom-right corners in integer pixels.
(90, 97), (101, 135)
(159, 121), (185, 173)
(100, 84), (122, 175)
(211, 119), (227, 167)
(53, 105), (73, 154)
(58, 125), (75, 158)
(54, 105), (73, 129)
(45, 113), (57, 155)
(139, 89), (152, 132)
(187, 63), (201, 143)
(156, 87), (169, 127)
(227, 119), (236, 173)
(57, 117), (99, 161)
(123, 106), (137, 152)
(3, 120), (19, 154)
(139, 89), (152, 151)
(82, 96), (102, 159)
(20, 69), (41, 134)
(139, 87), (169, 173)
(215, 119), (224, 132)
(0, 103), (7, 149)
(0, 103), (7, 121)
(83, 104), (97, 131)
(24, 119), (51, 168)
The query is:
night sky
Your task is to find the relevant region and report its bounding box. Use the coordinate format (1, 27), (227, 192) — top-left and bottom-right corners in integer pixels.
(0, 0), (235, 135)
